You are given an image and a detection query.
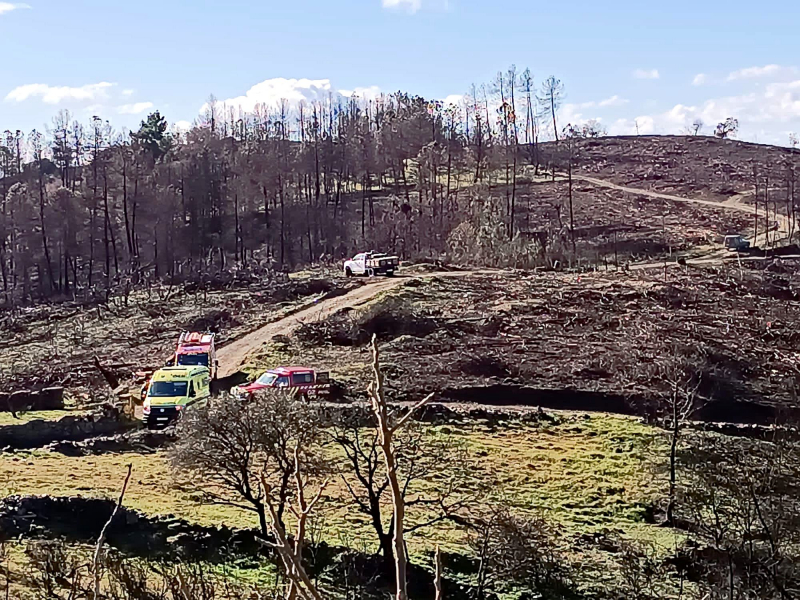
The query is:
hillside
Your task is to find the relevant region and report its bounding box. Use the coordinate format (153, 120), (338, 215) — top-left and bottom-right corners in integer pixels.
(2, 132), (800, 600)
(566, 135), (800, 203)
(2, 109), (798, 307)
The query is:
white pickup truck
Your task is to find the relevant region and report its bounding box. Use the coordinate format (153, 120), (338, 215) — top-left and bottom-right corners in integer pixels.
(344, 252), (400, 277)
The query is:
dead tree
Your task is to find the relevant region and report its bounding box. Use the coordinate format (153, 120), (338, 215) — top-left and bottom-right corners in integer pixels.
(259, 446), (328, 600)
(434, 546), (443, 600)
(537, 77), (565, 142)
(169, 391), (322, 537)
(469, 508), (571, 599)
(680, 430), (800, 599)
(93, 463), (132, 599)
(368, 334), (434, 600)
(286, 446), (329, 600)
(655, 350), (704, 525)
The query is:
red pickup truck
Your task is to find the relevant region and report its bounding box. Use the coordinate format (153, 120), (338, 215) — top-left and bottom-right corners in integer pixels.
(232, 367), (330, 400)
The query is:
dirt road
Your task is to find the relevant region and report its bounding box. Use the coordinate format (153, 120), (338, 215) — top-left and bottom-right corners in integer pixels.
(216, 269), (486, 377)
(576, 175), (791, 251)
(219, 177), (793, 376)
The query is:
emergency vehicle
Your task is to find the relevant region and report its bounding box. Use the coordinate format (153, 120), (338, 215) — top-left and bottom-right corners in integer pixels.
(231, 367), (330, 400)
(142, 365), (211, 429)
(168, 332), (218, 378)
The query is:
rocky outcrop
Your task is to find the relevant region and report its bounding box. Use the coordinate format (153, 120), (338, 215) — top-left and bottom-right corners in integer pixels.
(0, 387), (64, 412)
(0, 407), (136, 450)
(0, 495), (262, 560)
(45, 428), (175, 456)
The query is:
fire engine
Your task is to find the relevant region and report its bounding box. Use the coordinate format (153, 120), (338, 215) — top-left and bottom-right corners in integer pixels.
(168, 332), (219, 378)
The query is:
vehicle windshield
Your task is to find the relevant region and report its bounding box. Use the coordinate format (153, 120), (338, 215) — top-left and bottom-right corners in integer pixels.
(256, 372), (278, 385)
(177, 353), (209, 366)
(148, 381), (188, 398)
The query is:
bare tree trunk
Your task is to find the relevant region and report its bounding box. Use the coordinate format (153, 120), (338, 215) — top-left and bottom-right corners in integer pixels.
(434, 545), (443, 600)
(37, 169), (55, 292)
(122, 151), (133, 262)
(766, 174), (771, 248)
(667, 398), (679, 525)
(260, 471), (325, 600)
(368, 336), (434, 600)
(551, 93), (559, 142)
(511, 150), (517, 239)
(568, 141), (576, 258)
(279, 174), (286, 266)
(131, 174), (140, 260)
(362, 174), (367, 240)
(754, 167), (760, 246)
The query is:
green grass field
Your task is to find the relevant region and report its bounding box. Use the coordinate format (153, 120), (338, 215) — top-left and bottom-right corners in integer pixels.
(0, 409), (88, 426)
(0, 411), (676, 584)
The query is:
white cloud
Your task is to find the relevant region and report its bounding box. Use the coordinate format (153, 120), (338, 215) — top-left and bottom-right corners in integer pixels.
(117, 102), (154, 115)
(608, 116), (655, 136)
(560, 104), (587, 126)
(633, 69), (660, 80)
(382, 0), (422, 13)
(602, 78), (800, 144)
(83, 104), (104, 115)
(0, 3), (30, 15)
(727, 64), (796, 81)
(562, 96), (627, 113)
(122, 89), (135, 96)
(598, 95), (628, 107)
(693, 73), (707, 86)
(339, 85), (382, 101)
(202, 78), (381, 115)
(5, 82), (114, 104)
(560, 95), (627, 122)
(172, 120), (192, 133)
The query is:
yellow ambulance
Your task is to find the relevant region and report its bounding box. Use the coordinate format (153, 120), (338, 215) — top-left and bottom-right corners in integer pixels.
(141, 365), (211, 429)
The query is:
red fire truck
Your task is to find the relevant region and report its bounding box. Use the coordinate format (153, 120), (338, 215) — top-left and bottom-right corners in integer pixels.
(168, 332), (219, 379)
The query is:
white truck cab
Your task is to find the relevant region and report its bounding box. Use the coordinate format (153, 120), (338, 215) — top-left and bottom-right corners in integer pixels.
(344, 252), (400, 277)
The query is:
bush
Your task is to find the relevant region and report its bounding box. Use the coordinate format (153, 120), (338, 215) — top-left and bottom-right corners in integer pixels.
(296, 297), (438, 347)
(447, 216), (543, 270)
(458, 354), (515, 378)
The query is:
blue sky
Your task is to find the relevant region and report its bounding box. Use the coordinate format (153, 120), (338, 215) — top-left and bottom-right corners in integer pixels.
(2, 0), (799, 144)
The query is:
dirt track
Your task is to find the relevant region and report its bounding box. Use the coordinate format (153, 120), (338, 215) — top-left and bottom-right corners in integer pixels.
(576, 175), (791, 251)
(216, 269), (488, 377)
(219, 176), (795, 377)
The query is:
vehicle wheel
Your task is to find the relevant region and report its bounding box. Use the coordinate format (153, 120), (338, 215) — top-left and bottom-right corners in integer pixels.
(367, 268), (375, 277)
(386, 271), (395, 277)
(345, 267), (353, 278)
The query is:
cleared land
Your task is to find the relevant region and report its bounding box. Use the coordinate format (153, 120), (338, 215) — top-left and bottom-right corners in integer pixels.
(3, 137), (800, 599)
(0, 274), (360, 396)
